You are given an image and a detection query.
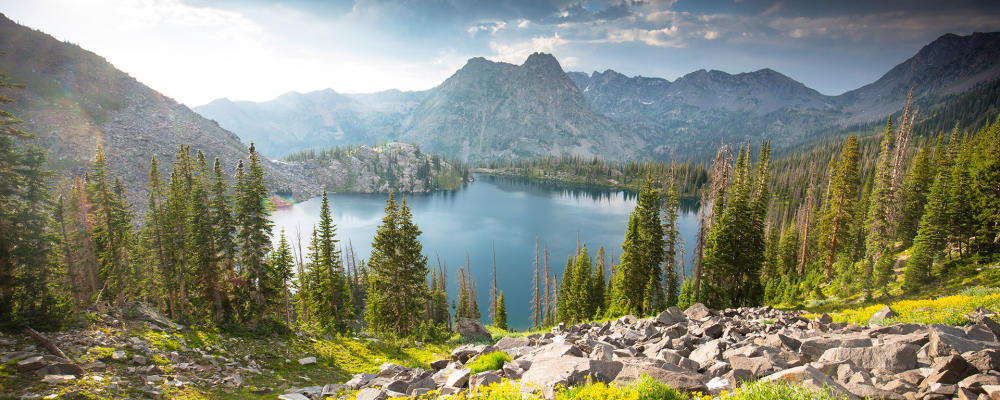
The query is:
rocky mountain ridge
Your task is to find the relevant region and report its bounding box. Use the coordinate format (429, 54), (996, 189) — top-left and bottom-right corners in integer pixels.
(196, 32), (1000, 162)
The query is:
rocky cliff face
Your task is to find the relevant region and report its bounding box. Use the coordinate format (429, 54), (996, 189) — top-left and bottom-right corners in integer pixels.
(0, 14), (322, 210)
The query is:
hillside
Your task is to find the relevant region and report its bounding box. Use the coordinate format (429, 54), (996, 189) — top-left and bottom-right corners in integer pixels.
(0, 13), (324, 210)
(196, 32), (1000, 163)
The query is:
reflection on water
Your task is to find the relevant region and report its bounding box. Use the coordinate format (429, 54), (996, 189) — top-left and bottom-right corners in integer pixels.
(270, 173), (700, 330)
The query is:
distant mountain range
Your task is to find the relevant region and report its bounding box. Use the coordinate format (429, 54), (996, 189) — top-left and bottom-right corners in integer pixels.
(196, 32), (1000, 162)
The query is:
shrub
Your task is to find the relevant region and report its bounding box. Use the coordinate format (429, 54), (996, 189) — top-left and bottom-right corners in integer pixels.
(727, 380), (850, 400)
(468, 352), (512, 374)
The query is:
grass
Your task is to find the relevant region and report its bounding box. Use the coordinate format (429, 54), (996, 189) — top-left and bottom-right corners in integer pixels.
(468, 352), (511, 374)
(802, 285), (1000, 326)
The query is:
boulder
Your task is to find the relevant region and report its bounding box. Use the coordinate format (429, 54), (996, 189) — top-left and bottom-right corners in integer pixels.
(521, 356), (622, 398)
(354, 388), (388, 400)
(444, 368), (471, 388)
(684, 303), (713, 321)
(689, 339), (725, 368)
(656, 307), (686, 326)
(41, 374), (75, 384)
(799, 334), (872, 361)
(959, 373), (1000, 393)
(494, 337), (529, 350)
(590, 343), (613, 362)
(456, 318), (493, 342)
(126, 301), (182, 330)
(868, 306), (898, 326)
(16, 356), (45, 372)
(929, 324), (1000, 357)
(297, 356), (316, 365)
(817, 342), (918, 373)
(612, 362), (707, 393)
(762, 365), (852, 398)
(818, 313), (834, 324)
(920, 355), (977, 387)
(470, 370), (502, 389)
(964, 349), (1000, 373)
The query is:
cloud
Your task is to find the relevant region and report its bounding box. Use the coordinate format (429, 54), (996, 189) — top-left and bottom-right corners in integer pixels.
(703, 30), (719, 40)
(489, 33), (569, 63)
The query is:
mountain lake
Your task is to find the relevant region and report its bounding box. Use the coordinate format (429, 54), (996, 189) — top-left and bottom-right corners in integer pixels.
(270, 173), (700, 330)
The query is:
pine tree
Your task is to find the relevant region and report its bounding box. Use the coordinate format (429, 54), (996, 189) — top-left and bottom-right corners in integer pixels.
(265, 229), (295, 322)
(662, 181), (680, 307)
(897, 145), (934, 247)
(592, 246), (606, 316)
(904, 133), (957, 292)
(88, 144), (136, 306)
(234, 143), (274, 326)
(611, 214), (643, 315)
(185, 151), (219, 323)
(365, 193), (430, 337)
(864, 119), (901, 297)
(308, 191), (350, 332)
(494, 291), (508, 331)
(947, 141), (975, 256)
(209, 158), (236, 321)
(818, 136), (860, 282)
(0, 72), (70, 328)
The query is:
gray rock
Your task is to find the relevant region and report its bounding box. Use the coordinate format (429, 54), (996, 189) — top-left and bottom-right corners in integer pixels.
(684, 303), (713, 321)
(613, 362), (707, 393)
(456, 318), (493, 342)
(355, 388), (388, 400)
(689, 339), (725, 368)
(16, 356), (45, 372)
(656, 307), (686, 326)
(959, 373), (1000, 392)
(799, 334), (872, 361)
(818, 342), (918, 373)
(762, 365), (852, 398)
(964, 349), (1000, 373)
(868, 306), (898, 326)
(42, 374), (75, 384)
(920, 355), (977, 387)
(444, 368), (471, 388)
(494, 337), (529, 350)
(127, 302), (182, 330)
(590, 342), (614, 362)
(345, 373), (375, 389)
(521, 356), (623, 398)
(277, 394), (310, 400)
(929, 324), (1000, 357)
(470, 370), (502, 389)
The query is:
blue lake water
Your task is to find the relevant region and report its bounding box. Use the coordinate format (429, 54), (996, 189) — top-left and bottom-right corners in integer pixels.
(270, 173), (700, 330)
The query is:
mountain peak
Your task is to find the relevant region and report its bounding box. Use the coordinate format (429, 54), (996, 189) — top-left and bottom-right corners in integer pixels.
(522, 52), (562, 71)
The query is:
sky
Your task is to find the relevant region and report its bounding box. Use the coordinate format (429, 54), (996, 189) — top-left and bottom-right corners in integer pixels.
(3, 0), (999, 106)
